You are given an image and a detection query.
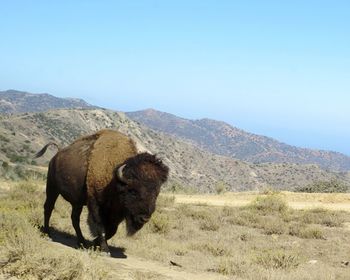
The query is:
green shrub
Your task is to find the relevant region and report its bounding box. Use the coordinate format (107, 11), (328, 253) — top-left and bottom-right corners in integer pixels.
(1, 161), (9, 170)
(0, 134), (10, 143)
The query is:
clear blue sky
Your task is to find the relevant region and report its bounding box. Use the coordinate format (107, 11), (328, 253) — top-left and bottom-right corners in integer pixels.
(1, 1), (349, 155)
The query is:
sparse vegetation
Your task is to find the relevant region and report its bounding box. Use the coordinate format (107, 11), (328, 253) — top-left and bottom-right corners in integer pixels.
(0, 181), (111, 280)
(214, 181), (227, 194)
(248, 194), (288, 214)
(1, 182), (350, 279)
(0, 163), (46, 181)
(254, 249), (301, 270)
(1, 107), (350, 193)
(295, 180), (349, 193)
(147, 211), (171, 234)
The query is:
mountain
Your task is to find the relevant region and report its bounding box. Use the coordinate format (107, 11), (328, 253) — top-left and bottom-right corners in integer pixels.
(126, 109), (350, 172)
(0, 90), (94, 114)
(0, 108), (349, 192)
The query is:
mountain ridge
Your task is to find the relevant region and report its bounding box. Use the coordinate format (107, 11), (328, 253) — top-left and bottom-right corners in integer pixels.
(0, 90), (95, 114)
(126, 109), (350, 172)
(1, 89), (349, 173)
(0, 108), (349, 192)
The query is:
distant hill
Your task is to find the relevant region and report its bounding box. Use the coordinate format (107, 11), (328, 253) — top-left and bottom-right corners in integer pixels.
(1, 89), (349, 192)
(0, 108), (349, 192)
(126, 109), (350, 172)
(0, 90), (94, 114)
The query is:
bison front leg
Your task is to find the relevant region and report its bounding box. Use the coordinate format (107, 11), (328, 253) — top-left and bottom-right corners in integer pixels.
(87, 198), (110, 255)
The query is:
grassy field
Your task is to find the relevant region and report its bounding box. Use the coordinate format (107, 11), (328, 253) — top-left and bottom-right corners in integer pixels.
(172, 191), (350, 211)
(0, 180), (349, 279)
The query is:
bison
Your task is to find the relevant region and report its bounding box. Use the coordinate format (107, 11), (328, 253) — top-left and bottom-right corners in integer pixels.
(36, 129), (169, 254)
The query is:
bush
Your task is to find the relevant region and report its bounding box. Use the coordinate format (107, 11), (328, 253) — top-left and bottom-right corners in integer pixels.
(225, 209), (259, 227)
(295, 180), (349, 193)
(7, 152), (28, 163)
(199, 216), (220, 231)
(301, 208), (345, 227)
(167, 184), (198, 194)
(298, 225), (325, 239)
(148, 211), (171, 234)
(254, 249), (301, 270)
(192, 242), (229, 257)
(1, 161), (9, 170)
(260, 216), (286, 235)
(210, 256), (248, 276)
(288, 222), (325, 239)
(214, 181), (227, 194)
(248, 194), (288, 214)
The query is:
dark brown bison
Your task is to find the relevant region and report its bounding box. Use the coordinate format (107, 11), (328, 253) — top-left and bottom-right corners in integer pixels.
(36, 129), (169, 254)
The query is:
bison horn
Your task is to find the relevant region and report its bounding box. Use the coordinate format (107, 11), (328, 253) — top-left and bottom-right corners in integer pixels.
(117, 164), (128, 184)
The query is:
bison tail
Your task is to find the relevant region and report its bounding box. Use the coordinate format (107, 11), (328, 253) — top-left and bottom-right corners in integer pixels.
(34, 142), (60, 158)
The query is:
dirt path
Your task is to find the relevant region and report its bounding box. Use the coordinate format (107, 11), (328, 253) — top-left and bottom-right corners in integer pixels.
(48, 241), (227, 280)
(101, 253), (227, 280)
(171, 191), (350, 212)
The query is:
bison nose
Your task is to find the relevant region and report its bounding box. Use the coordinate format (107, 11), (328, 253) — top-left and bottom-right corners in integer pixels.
(137, 215), (150, 224)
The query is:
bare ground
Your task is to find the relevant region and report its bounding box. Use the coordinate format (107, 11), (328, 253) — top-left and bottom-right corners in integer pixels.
(172, 191), (350, 212)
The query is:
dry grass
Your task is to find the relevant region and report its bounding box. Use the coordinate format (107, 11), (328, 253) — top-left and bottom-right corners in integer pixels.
(1, 181), (350, 279)
(110, 192), (350, 279)
(0, 181), (113, 280)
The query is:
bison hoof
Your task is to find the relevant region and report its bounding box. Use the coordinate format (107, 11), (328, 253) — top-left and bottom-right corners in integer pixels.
(93, 238), (110, 255)
(77, 240), (88, 249)
(100, 251), (111, 257)
(40, 226), (51, 236)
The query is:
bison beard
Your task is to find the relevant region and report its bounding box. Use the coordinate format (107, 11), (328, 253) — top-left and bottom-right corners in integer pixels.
(125, 215), (144, 236)
(36, 130), (169, 255)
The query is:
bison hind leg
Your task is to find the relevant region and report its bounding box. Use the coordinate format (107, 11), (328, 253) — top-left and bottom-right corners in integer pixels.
(43, 185), (59, 236)
(71, 205), (88, 248)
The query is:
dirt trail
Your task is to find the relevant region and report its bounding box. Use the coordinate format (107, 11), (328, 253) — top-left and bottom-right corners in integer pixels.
(171, 191), (350, 212)
(101, 253), (227, 280)
(49, 241), (227, 280)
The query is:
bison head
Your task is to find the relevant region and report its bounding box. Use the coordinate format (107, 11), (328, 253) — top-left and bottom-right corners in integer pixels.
(116, 153), (169, 235)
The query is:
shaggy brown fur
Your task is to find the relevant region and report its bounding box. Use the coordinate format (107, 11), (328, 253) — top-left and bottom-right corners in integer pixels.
(36, 129), (169, 255)
(86, 129), (137, 198)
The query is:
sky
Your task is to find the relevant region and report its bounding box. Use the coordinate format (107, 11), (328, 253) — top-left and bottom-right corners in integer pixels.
(1, 1), (349, 155)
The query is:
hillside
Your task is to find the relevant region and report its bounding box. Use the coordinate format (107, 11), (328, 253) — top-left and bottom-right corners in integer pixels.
(0, 108), (349, 192)
(0, 90), (94, 114)
(126, 109), (350, 172)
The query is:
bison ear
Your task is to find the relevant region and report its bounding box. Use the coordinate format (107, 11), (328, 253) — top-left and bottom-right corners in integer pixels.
(116, 164), (128, 184)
